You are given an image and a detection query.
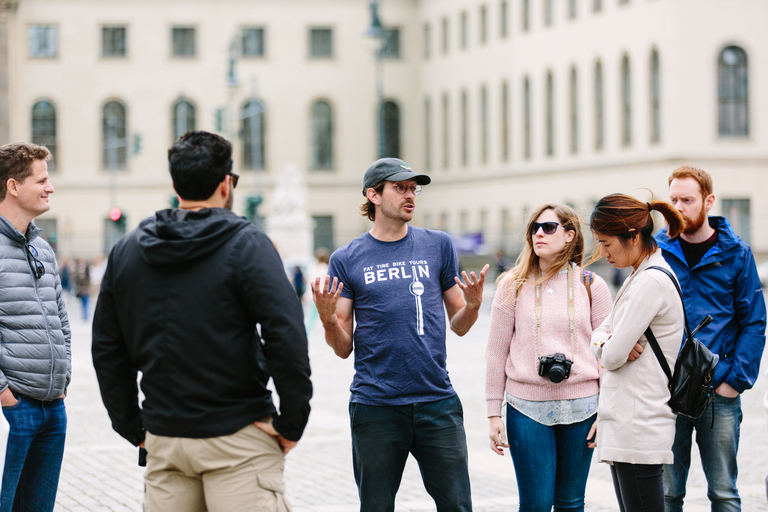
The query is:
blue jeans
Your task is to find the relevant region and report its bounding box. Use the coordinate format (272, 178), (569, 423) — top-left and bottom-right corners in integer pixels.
(0, 396), (67, 512)
(349, 395), (472, 512)
(506, 405), (595, 512)
(663, 394), (742, 512)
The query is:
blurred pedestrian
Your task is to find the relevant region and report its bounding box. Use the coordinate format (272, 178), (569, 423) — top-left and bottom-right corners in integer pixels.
(292, 265), (305, 298)
(657, 166), (766, 511)
(92, 131), (311, 511)
(485, 203), (612, 511)
(588, 194), (686, 512)
(75, 259), (90, 320)
(0, 142), (70, 512)
(304, 248), (330, 331)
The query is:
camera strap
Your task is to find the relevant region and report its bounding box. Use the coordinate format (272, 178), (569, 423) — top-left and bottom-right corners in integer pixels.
(534, 264), (576, 363)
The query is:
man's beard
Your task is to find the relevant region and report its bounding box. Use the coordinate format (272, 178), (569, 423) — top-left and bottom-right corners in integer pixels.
(682, 202), (707, 235)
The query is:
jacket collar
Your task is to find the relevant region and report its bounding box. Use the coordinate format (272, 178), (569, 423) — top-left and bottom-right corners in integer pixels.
(0, 213), (41, 245)
(655, 216), (739, 268)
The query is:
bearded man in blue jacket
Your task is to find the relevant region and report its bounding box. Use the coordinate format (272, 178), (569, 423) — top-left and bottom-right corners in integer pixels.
(655, 165), (766, 512)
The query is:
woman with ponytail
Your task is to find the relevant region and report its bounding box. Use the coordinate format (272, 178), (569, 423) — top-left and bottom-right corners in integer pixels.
(485, 203), (613, 511)
(587, 194), (686, 512)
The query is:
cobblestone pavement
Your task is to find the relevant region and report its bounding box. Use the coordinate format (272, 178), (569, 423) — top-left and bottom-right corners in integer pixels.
(54, 291), (768, 511)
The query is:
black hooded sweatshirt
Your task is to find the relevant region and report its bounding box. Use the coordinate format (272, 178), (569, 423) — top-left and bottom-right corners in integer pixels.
(92, 208), (312, 445)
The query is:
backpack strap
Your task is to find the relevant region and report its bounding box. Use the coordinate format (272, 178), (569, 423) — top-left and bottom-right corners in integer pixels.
(581, 270), (594, 307)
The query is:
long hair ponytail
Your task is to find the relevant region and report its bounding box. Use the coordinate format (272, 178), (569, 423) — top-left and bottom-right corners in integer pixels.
(588, 193), (683, 262)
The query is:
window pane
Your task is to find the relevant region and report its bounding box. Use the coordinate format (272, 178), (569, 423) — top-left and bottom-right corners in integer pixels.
(242, 100), (265, 170)
(570, 67), (578, 153)
(29, 25), (58, 58)
(381, 28), (400, 59)
(650, 50), (661, 143)
(718, 46), (748, 137)
(480, 85), (488, 163)
(309, 28), (333, 58)
(500, 0), (508, 38)
(102, 101), (128, 169)
(241, 28), (265, 57)
(102, 27), (126, 57)
(501, 81), (509, 161)
(382, 101), (400, 158)
(32, 101), (56, 170)
(311, 101), (333, 169)
(424, 97), (432, 170)
(622, 56), (631, 146)
(523, 77), (531, 159)
(423, 23), (431, 59)
(172, 27), (195, 57)
(546, 72), (554, 156)
(172, 100), (196, 141)
(594, 61), (603, 150)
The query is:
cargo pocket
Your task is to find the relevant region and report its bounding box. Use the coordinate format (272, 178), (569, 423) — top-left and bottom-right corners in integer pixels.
(255, 473), (292, 512)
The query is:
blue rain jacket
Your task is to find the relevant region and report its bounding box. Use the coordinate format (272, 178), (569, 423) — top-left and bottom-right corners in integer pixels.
(655, 216), (766, 393)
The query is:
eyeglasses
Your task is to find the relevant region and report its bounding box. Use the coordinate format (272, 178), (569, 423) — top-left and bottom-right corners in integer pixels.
(229, 172), (239, 189)
(530, 222), (565, 236)
(392, 183), (422, 195)
(26, 245), (45, 279)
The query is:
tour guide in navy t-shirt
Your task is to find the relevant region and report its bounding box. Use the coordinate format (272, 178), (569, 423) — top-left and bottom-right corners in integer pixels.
(312, 158), (489, 512)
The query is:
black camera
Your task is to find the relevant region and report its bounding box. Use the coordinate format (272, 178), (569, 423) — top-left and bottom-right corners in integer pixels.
(538, 353), (572, 383)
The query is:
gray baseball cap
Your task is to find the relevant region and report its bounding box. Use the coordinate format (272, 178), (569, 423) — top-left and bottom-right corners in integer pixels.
(362, 158), (431, 196)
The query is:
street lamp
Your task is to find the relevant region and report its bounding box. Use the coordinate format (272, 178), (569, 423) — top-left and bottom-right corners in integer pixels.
(365, 0), (386, 159)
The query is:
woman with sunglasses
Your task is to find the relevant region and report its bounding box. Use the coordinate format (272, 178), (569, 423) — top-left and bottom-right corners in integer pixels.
(587, 194), (685, 512)
(485, 203), (613, 511)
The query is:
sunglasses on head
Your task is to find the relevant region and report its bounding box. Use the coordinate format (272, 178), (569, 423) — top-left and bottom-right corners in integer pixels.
(530, 221), (566, 235)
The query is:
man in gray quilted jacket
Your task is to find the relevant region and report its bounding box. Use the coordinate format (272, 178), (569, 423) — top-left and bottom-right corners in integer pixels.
(0, 142), (71, 512)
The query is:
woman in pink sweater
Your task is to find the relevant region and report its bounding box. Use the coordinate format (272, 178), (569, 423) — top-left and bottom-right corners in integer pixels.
(485, 203), (613, 511)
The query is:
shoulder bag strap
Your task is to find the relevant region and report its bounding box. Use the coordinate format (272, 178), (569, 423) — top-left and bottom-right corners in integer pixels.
(581, 270), (594, 307)
(644, 325), (673, 387)
(643, 265), (691, 387)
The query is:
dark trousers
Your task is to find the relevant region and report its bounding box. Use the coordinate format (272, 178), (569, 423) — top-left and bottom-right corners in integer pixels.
(349, 395), (472, 512)
(610, 462), (665, 512)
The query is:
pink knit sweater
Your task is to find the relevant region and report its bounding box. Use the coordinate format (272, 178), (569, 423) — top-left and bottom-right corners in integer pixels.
(485, 266), (613, 417)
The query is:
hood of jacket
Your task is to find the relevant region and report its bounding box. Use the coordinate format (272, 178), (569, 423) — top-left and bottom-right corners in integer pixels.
(136, 208), (251, 266)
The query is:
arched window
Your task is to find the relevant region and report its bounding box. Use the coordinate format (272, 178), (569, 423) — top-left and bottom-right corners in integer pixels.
(310, 100), (333, 169)
(381, 100), (400, 159)
(545, 71), (554, 156)
(570, 66), (578, 153)
(242, 99), (266, 170)
(594, 60), (603, 150)
(32, 100), (56, 170)
(718, 45), (748, 137)
(102, 101), (128, 169)
(172, 98), (196, 141)
(523, 76), (531, 159)
(621, 54), (631, 146)
(650, 49), (661, 143)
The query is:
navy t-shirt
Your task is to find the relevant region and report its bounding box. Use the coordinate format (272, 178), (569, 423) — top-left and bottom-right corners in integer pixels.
(328, 226), (460, 405)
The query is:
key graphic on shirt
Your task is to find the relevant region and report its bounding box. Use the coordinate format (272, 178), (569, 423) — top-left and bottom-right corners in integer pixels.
(409, 267), (425, 335)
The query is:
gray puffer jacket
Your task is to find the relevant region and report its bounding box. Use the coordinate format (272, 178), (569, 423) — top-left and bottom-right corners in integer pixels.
(0, 214), (71, 400)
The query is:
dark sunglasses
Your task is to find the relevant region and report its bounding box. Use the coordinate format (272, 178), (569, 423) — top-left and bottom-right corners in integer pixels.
(229, 172), (239, 189)
(530, 221), (566, 235)
(26, 245), (45, 279)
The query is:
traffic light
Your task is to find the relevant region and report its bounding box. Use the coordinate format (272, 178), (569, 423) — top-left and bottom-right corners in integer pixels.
(245, 195), (262, 223)
(109, 207), (126, 231)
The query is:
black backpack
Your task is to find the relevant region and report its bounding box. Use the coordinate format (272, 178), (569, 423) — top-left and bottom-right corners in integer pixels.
(643, 266), (719, 420)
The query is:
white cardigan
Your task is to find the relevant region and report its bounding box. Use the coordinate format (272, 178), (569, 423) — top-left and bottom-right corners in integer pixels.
(591, 249), (684, 465)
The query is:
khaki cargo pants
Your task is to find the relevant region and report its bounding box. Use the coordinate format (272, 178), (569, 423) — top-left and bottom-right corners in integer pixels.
(143, 423), (291, 512)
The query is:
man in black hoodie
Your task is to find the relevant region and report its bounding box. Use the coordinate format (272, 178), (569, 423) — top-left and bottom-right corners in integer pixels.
(92, 131), (312, 511)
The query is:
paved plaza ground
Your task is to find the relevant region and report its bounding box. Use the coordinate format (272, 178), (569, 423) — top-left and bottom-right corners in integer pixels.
(54, 288), (768, 511)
